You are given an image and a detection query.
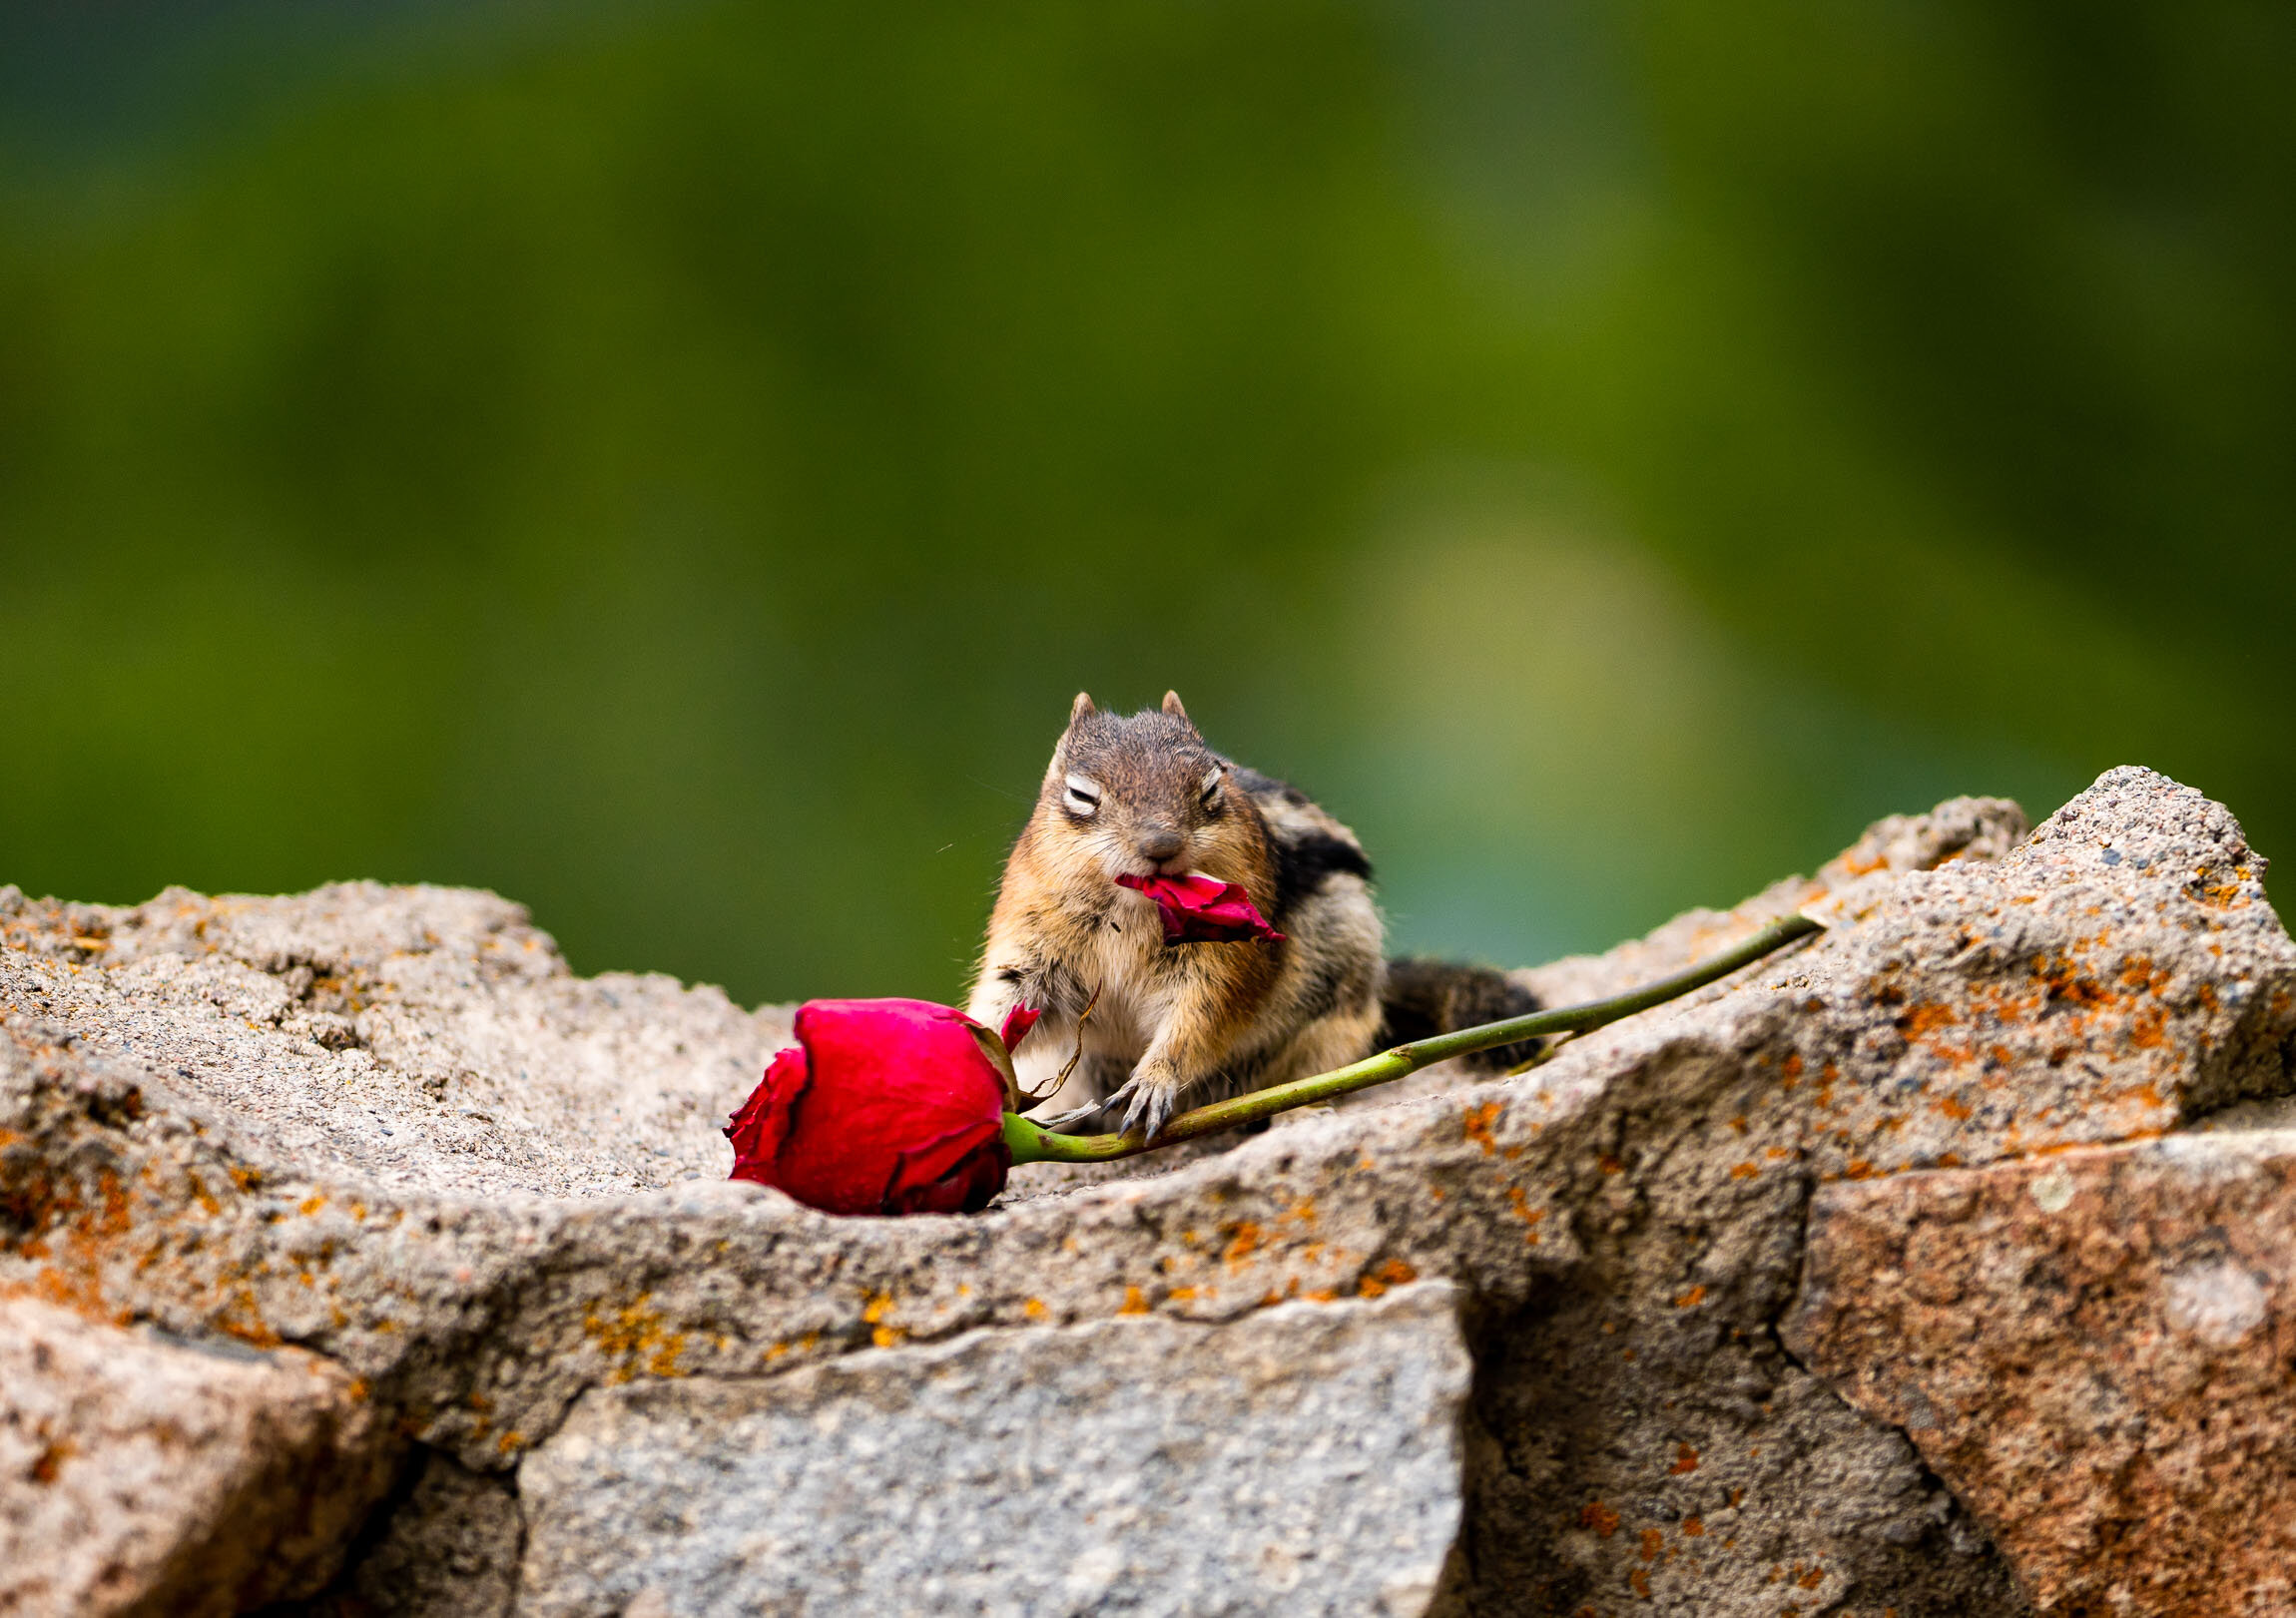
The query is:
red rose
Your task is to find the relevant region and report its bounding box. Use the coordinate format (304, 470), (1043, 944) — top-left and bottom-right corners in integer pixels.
(1114, 872), (1286, 945)
(725, 998), (1014, 1216)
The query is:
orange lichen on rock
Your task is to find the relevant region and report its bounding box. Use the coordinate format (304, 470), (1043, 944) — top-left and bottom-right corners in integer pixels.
(583, 1294), (690, 1382)
(1220, 1221), (1264, 1272)
(1461, 1100), (1502, 1156)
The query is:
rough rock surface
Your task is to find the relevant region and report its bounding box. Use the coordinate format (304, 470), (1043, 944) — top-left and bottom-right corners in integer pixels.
(1789, 1131), (2296, 1615)
(520, 1284), (1470, 1617)
(0, 1296), (387, 1616)
(296, 1450), (524, 1618)
(1, 765), (2291, 1617)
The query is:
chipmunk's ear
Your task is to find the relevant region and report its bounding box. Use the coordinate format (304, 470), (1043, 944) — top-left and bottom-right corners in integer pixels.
(1161, 690), (1189, 723)
(1068, 691), (1097, 727)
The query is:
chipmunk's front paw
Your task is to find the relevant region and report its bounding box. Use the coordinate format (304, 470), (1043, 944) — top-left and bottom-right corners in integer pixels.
(1107, 1058), (1186, 1142)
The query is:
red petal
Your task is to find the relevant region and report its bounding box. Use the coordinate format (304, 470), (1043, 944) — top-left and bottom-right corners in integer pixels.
(882, 1113), (1007, 1195)
(887, 1137), (1012, 1215)
(999, 1004), (1042, 1053)
(1114, 872), (1286, 944)
(725, 1044), (809, 1184)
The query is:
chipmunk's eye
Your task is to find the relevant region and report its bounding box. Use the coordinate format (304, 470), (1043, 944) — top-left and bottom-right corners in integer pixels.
(1063, 775), (1101, 817)
(1199, 768), (1224, 808)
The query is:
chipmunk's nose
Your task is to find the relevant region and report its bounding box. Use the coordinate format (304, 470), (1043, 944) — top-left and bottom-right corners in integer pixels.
(1135, 824), (1186, 863)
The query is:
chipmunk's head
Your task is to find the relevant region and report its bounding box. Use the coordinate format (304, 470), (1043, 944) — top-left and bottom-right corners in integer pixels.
(1041, 691), (1257, 882)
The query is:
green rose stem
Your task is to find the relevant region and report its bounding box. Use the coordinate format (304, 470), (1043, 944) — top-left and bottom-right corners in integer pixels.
(1002, 912), (1824, 1166)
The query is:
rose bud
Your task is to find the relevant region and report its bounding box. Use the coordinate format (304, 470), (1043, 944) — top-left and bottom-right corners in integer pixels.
(1114, 872), (1286, 945)
(724, 998), (1017, 1216)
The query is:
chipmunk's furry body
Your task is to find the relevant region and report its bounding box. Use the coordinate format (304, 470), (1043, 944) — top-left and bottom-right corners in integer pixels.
(968, 691), (1534, 1139)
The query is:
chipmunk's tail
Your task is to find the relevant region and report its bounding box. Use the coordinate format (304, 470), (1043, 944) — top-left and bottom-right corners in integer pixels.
(1379, 958), (1543, 1072)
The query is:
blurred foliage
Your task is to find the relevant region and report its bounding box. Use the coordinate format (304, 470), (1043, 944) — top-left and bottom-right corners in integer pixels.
(1, 0), (2289, 1004)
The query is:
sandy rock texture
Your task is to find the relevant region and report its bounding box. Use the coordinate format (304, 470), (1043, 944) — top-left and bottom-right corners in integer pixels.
(0, 1296), (387, 1616)
(1790, 1132), (2296, 1615)
(1, 765), (2291, 1616)
(308, 1447), (523, 1618)
(519, 1284), (1471, 1618)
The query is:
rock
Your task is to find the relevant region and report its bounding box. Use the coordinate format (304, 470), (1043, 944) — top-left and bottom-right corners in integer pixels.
(1787, 1131), (2296, 1615)
(1, 767), (2291, 1616)
(291, 1449), (523, 1618)
(0, 1296), (390, 1617)
(518, 1284), (1471, 1618)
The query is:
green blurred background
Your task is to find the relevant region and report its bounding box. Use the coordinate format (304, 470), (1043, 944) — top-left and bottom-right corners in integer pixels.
(3, 0), (2289, 1006)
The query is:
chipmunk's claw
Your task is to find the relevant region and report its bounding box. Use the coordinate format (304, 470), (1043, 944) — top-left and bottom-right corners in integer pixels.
(1098, 1075), (1143, 1137)
(1040, 1071), (1179, 1142)
(1114, 1079), (1177, 1143)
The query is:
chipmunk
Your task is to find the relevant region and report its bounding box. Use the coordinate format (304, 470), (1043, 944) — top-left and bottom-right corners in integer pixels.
(966, 691), (1538, 1140)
